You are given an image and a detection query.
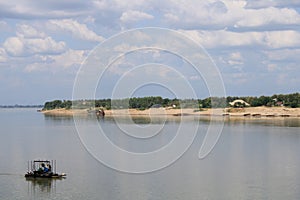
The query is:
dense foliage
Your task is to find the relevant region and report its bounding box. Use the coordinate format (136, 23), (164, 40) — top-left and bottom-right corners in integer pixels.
(226, 93), (300, 108)
(43, 100), (72, 110)
(42, 93), (300, 110)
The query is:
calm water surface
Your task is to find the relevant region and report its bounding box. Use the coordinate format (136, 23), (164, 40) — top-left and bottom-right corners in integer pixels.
(0, 108), (300, 200)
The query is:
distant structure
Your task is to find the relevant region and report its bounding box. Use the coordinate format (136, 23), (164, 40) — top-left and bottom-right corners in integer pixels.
(229, 99), (250, 107)
(273, 98), (284, 107)
(96, 108), (105, 117)
(87, 108), (105, 117)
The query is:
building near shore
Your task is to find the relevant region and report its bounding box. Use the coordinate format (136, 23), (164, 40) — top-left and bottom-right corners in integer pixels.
(229, 99), (250, 107)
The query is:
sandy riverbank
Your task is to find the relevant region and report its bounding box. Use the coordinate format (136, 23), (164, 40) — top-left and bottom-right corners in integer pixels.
(42, 106), (300, 118)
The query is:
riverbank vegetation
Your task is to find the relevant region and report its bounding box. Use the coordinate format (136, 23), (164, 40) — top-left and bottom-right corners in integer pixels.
(42, 93), (300, 110)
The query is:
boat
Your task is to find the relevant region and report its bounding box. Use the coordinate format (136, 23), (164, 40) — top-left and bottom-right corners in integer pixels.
(25, 160), (66, 179)
(87, 108), (105, 117)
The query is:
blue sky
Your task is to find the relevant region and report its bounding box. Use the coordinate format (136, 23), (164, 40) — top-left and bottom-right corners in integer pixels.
(0, 0), (300, 104)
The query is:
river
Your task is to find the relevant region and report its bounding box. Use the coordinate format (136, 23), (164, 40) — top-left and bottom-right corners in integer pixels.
(0, 108), (300, 200)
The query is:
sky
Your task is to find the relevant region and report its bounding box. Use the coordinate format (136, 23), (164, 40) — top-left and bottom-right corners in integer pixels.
(0, 0), (300, 105)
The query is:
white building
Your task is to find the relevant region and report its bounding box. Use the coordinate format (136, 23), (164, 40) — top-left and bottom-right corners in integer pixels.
(229, 99), (250, 107)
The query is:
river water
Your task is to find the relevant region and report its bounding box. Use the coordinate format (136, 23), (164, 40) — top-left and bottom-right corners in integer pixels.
(0, 108), (300, 200)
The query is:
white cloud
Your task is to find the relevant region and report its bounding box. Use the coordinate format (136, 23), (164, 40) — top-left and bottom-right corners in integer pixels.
(3, 37), (24, 56)
(264, 31), (300, 48)
(3, 36), (66, 57)
(0, 48), (7, 62)
(3, 24), (66, 57)
(1, 0), (298, 32)
(92, 0), (148, 11)
(228, 52), (244, 66)
(24, 49), (86, 72)
(229, 52), (242, 60)
(0, 0), (299, 30)
(181, 30), (260, 48)
(90, 1), (155, 27)
(234, 7), (300, 28)
(163, 0), (230, 28)
(120, 10), (153, 23)
(48, 19), (104, 42)
(163, 13), (179, 22)
(0, 0), (300, 100)
(113, 43), (140, 52)
(0, 0), (89, 19)
(16, 24), (46, 38)
(162, 0), (300, 29)
(25, 37), (66, 55)
(264, 49), (300, 61)
(181, 29), (300, 49)
(218, 51), (244, 72)
(112, 32), (151, 52)
(245, 0), (300, 9)
(52, 49), (86, 68)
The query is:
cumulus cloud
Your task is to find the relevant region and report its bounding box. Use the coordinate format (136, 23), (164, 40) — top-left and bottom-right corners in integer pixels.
(3, 36), (66, 57)
(181, 29), (300, 49)
(2, 0), (298, 31)
(0, 0), (299, 100)
(92, 0), (149, 11)
(234, 7), (300, 28)
(264, 31), (300, 48)
(227, 52), (244, 66)
(120, 10), (153, 23)
(3, 37), (24, 56)
(1, 0), (299, 30)
(217, 51), (244, 72)
(16, 24), (46, 38)
(24, 49), (86, 72)
(0, 0), (90, 19)
(48, 19), (104, 42)
(264, 49), (300, 62)
(84, 0), (300, 30)
(245, 0), (300, 9)
(163, 0), (230, 28)
(25, 37), (66, 54)
(162, 0), (300, 29)
(3, 24), (66, 57)
(51, 49), (86, 68)
(90, 0), (157, 28)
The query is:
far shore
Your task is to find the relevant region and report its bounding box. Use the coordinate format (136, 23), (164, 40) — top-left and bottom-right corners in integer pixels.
(42, 106), (300, 118)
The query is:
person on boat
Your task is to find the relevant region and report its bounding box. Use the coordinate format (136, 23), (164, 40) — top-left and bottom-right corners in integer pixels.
(38, 163), (45, 174)
(44, 164), (49, 173)
(46, 164), (52, 172)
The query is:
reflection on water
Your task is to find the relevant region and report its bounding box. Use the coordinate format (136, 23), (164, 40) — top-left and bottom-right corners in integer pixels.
(26, 178), (65, 198)
(44, 115), (74, 125)
(26, 178), (53, 193)
(225, 117), (300, 127)
(44, 113), (300, 127)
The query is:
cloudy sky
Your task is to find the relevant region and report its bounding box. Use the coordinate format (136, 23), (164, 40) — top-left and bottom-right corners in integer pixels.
(0, 0), (300, 104)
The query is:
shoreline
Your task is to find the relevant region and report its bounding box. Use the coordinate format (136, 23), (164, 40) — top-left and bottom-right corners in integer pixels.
(42, 106), (300, 118)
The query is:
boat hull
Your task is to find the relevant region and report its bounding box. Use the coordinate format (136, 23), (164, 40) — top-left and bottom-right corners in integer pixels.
(25, 172), (66, 179)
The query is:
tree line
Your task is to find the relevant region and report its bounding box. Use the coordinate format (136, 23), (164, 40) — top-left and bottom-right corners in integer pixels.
(226, 93), (300, 108)
(42, 93), (300, 110)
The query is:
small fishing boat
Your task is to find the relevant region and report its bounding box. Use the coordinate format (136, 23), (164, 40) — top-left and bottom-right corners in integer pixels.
(25, 160), (66, 179)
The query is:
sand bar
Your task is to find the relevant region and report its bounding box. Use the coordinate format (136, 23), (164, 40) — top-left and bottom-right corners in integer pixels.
(42, 106), (300, 118)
